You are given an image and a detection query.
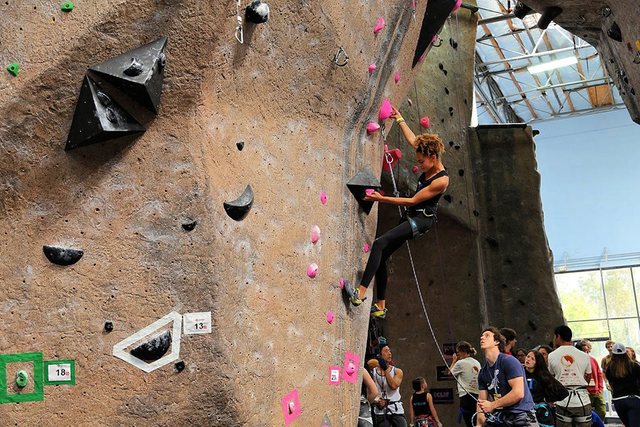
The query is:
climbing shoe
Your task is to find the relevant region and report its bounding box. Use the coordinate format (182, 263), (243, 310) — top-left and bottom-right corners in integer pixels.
(342, 280), (364, 306)
(370, 304), (387, 319)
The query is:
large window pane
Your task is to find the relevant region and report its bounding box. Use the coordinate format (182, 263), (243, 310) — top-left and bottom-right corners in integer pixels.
(567, 320), (609, 342)
(603, 268), (637, 317)
(609, 318), (640, 353)
(633, 267), (640, 310)
(556, 271), (607, 320)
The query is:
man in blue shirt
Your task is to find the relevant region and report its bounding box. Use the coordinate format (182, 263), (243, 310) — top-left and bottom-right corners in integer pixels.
(476, 327), (539, 426)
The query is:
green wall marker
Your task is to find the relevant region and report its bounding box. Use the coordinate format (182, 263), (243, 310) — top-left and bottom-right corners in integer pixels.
(0, 352), (44, 404)
(61, 1), (74, 11)
(44, 360), (76, 386)
(15, 370), (29, 388)
(6, 63), (19, 77)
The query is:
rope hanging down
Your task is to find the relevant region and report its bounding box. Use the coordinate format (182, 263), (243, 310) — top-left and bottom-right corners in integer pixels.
(381, 141), (479, 405)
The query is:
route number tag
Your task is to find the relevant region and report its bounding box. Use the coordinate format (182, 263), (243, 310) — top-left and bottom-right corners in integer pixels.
(183, 312), (212, 335)
(47, 363), (72, 382)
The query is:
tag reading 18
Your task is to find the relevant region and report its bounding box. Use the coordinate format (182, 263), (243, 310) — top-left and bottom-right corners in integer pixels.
(48, 363), (72, 382)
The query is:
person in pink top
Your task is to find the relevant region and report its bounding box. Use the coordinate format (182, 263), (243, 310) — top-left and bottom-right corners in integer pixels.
(577, 339), (606, 420)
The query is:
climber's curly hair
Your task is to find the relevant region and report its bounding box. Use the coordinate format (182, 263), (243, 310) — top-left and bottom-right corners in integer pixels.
(415, 133), (445, 158)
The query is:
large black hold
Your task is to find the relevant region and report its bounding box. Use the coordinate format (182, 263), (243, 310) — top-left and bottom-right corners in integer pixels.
(43, 245), (84, 266)
(346, 168), (382, 215)
(607, 22), (622, 42)
(130, 331), (172, 362)
(513, 1), (532, 19)
(412, 0), (458, 67)
(89, 37), (168, 114)
(224, 185), (254, 221)
(245, 0), (270, 24)
(65, 76), (145, 150)
(537, 6), (562, 30)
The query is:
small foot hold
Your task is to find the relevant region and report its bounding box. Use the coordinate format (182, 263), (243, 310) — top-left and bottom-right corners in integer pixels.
(342, 280), (364, 306)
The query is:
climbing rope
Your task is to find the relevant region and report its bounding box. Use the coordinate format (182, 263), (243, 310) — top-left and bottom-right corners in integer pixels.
(381, 129), (480, 405)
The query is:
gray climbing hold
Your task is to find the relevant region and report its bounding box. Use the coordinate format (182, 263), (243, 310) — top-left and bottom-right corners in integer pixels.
(346, 168), (382, 215)
(607, 22), (622, 42)
(65, 76), (145, 150)
(130, 330), (172, 362)
(123, 58), (144, 77)
(224, 185), (254, 221)
(89, 37), (168, 114)
(537, 6), (562, 30)
(245, 0), (270, 24)
(43, 245), (84, 266)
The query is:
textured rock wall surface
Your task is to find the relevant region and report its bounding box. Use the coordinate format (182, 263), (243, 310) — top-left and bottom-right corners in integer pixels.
(375, 11), (563, 424)
(0, 0), (456, 425)
(521, 0), (640, 123)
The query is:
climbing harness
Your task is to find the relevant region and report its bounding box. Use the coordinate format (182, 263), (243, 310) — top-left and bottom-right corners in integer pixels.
(332, 47), (349, 67)
(554, 386), (592, 424)
(235, 0), (244, 44)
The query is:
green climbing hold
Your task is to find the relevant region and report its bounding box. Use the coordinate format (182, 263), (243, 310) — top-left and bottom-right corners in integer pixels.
(16, 370), (29, 388)
(6, 63), (19, 77)
(61, 1), (74, 11)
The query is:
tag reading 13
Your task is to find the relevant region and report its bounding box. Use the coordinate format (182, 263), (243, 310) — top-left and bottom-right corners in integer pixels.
(47, 363), (72, 382)
(183, 312), (213, 335)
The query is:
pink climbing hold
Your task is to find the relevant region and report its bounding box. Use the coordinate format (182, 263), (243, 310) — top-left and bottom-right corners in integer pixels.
(326, 311), (334, 324)
(339, 278), (345, 289)
(394, 72), (401, 84)
(365, 188), (375, 197)
(311, 225), (321, 244)
(282, 389), (301, 425)
(379, 99), (393, 121)
(412, 165), (420, 174)
(367, 122), (381, 134)
(368, 63), (377, 73)
(307, 263), (318, 278)
(382, 148), (403, 171)
(346, 361), (356, 375)
(452, 0), (463, 12)
(374, 16), (385, 34)
(363, 243), (370, 253)
(320, 191), (327, 205)
(420, 116), (431, 128)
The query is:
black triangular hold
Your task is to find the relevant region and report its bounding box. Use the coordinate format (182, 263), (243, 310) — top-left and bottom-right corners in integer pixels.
(89, 37), (168, 114)
(130, 330), (172, 362)
(346, 168), (382, 215)
(65, 76), (145, 150)
(412, 0), (458, 67)
(537, 6), (562, 30)
(224, 185), (254, 221)
(607, 22), (622, 42)
(43, 245), (84, 266)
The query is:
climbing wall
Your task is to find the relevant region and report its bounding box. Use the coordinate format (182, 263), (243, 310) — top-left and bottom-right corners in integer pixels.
(374, 3), (563, 423)
(520, 0), (640, 124)
(0, 0), (465, 425)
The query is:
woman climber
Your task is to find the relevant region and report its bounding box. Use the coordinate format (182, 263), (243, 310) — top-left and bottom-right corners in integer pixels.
(343, 106), (449, 319)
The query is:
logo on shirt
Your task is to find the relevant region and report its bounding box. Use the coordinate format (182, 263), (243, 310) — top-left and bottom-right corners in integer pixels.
(561, 355), (575, 367)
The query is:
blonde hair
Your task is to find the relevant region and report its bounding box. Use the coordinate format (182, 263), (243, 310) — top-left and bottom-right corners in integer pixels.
(415, 133), (445, 158)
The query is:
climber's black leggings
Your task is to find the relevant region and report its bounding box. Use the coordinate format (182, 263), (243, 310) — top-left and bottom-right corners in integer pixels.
(361, 215), (434, 300)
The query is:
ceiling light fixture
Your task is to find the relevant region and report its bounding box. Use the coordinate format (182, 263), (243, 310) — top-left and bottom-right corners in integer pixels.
(527, 56), (578, 74)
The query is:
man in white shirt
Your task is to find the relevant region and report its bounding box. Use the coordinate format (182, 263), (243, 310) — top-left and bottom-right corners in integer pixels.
(547, 325), (592, 427)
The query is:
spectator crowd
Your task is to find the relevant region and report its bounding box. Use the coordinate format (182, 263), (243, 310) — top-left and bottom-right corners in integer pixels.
(359, 326), (640, 427)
